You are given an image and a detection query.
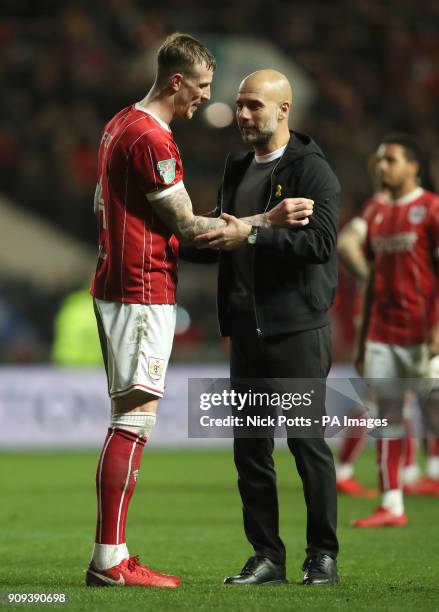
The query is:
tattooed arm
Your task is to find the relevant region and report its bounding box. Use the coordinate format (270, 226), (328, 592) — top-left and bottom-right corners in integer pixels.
(150, 187), (224, 245)
(151, 185), (270, 245)
(151, 185), (314, 246)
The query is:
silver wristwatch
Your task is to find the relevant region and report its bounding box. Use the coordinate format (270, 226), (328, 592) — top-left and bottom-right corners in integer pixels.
(247, 226), (258, 245)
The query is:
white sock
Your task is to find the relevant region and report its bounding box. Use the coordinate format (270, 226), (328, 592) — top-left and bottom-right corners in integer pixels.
(427, 457), (439, 480)
(92, 543), (129, 570)
(111, 412), (157, 438)
(382, 489), (404, 516)
(336, 463), (353, 482)
(401, 464), (421, 485)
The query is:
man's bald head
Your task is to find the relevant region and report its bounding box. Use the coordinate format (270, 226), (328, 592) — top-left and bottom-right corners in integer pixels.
(239, 69), (292, 105)
(236, 69), (292, 153)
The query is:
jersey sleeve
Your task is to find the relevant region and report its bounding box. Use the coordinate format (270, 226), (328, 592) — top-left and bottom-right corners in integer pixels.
(347, 216), (368, 240)
(131, 131), (184, 202)
(361, 199), (377, 223)
(347, 198), (377, 240)
(361, 201), (377, 262)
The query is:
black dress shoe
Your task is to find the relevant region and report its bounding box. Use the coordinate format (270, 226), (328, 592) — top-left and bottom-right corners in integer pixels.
(302, 554), (340, 585)
(224, 556), (288, 586)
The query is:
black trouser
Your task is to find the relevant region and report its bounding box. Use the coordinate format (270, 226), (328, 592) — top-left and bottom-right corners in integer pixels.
(230, 312), (338, 565)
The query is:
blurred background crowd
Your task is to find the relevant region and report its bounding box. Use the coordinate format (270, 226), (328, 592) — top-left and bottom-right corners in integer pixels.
(1, 0), (439, 364)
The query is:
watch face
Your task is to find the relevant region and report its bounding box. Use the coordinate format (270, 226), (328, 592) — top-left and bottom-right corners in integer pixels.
(248, 228), (257, 244)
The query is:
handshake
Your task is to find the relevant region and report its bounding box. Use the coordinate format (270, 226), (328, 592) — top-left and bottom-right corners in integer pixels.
(195, 197), (314, 251)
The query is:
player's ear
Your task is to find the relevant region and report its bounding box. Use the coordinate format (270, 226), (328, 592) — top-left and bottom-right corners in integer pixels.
(170, 73), (184, 92)
(278, 101), (290, 120)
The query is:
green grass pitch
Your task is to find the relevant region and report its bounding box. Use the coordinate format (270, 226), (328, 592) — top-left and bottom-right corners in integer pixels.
(1, 447), (438, 611)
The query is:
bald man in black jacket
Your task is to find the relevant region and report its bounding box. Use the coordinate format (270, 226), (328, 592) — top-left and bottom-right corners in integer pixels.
(187, 69), (340, 586)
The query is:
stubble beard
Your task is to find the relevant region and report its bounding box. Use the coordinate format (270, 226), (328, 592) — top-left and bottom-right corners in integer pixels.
(240, 113), (278, 147)
(242, 129), (273, 147)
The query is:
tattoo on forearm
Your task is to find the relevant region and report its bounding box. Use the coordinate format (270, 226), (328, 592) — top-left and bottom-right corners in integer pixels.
(194, 216), (226, 233)
(151, 188), (270, 243)
(151, 187), (225, 244)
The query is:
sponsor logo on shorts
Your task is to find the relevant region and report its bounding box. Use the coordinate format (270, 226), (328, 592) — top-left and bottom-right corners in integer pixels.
(148, 356), (165, 381)
(157, 158), (176, 184)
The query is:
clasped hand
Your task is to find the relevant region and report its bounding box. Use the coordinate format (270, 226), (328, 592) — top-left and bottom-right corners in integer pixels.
(195, 197), (314, 250)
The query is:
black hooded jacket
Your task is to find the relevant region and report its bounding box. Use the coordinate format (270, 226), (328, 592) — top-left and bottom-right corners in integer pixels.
(182, 131), (340, 338)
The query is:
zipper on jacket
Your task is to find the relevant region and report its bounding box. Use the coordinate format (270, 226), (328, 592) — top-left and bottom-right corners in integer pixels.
(219, 153), (230, 214)
(217, 154), (230, 337)
(251, 156), (283, 338)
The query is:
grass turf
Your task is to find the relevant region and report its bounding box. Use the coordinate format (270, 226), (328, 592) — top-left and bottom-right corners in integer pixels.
(1, 447), (438, 611)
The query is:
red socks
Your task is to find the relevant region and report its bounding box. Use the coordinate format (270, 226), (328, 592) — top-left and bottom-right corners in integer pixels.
(95, 428), (146, 544)
(426, 437), (439, 457)
(339, 435), (366, 465)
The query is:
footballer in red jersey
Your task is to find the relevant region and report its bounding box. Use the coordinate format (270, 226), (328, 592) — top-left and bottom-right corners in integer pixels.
(351, 134), (439, 528)
(363, 187), (439, 346)
(91, 103), (183, 305)
(337, 191), (439, 500)
(86, 33), (222, 589)
(86, 33), (312, 588)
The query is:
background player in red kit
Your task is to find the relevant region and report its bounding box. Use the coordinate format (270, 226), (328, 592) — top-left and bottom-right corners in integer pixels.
(337, 192), (424, 498)
(86, 33), (313, 588)
(351, 134), (439, 527)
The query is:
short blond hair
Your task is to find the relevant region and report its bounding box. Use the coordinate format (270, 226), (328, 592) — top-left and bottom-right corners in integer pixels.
(157, 32), (216, 82)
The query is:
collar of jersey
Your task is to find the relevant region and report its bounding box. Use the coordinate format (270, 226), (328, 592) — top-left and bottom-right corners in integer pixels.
(389, 186), (424, 206)
(134, 102), (171, 132)
(254, 145), (287, 164)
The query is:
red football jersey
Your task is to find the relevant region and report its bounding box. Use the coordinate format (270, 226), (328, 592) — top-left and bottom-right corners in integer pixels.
(91, 103), (183, 304)
(363, 187), (439, 345)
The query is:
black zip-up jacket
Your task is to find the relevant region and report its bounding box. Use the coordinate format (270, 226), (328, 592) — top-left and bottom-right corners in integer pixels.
(181, 131), (340, 338)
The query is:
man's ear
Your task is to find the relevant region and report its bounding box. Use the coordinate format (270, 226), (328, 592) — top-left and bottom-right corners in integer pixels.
(278, 101), (291, 120)
(170, 73), (184, 92)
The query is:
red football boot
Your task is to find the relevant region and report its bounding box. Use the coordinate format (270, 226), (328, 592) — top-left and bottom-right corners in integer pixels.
(352, 506), (408, 528)
(86, 555), (181, 588)
(404, 476), (439, 497)
(337, 477), (378, 499)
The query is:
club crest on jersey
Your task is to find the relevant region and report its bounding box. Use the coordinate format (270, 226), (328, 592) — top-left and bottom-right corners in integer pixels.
(148, 356), (165, 381)
(157, 158), (176, 184)
(408, 205), (426, 224)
